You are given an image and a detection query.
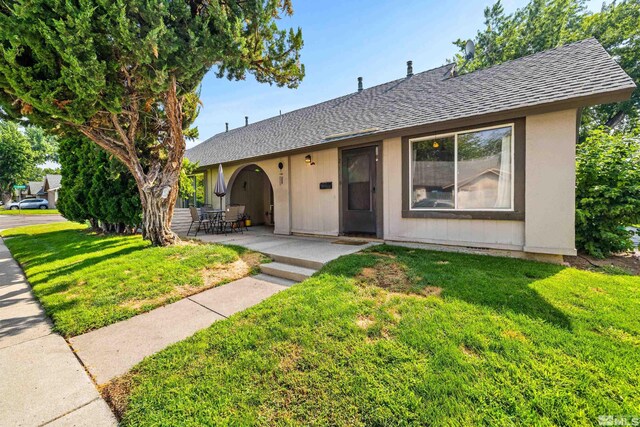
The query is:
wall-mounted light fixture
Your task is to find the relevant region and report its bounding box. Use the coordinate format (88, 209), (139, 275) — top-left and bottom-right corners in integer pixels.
(278, 161), (284, 186)
(305, 155), (315, 166)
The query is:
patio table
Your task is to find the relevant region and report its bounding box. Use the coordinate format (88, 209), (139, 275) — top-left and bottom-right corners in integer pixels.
(204, 210), (224, 234)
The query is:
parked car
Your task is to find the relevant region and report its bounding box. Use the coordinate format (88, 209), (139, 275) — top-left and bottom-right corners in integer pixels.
(6, 199), (49, 210)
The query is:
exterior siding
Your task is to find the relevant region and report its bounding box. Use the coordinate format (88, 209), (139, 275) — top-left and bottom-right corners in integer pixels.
(524, 109), (578, 255)
(290, 149), (340, 236)
(47, 190), (58, 209)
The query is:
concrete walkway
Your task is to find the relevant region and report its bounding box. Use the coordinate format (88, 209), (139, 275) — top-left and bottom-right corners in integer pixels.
(70, 274), (292, 385)
(190, 226), (378, 267)
(0, 237), (116, 427)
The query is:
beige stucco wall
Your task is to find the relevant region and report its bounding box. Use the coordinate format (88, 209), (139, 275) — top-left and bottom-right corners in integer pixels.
(229, 168), (272, 225)
(289, 149), (340, 236)
(382, 136), (526, 251)
(203, 149), (339, 236)
(524, 109), (578, 255)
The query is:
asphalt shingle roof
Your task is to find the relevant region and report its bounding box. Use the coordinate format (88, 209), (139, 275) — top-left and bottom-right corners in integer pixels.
(45, 174), (62, 190)
(27, 181), (44, 195)
(187, 38), (636, 167)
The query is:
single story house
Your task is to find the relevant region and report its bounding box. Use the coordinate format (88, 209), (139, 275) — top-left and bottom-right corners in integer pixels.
(18, 181), (46, 199)
(43, 174), (61, 209)
(186, 38), (635, 259)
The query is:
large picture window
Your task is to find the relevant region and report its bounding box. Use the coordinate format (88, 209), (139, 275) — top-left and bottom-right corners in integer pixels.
(410, 124), (514, 211)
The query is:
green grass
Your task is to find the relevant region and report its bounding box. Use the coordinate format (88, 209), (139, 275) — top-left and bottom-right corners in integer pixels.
(0, 208), (59, 215)
(116, 245), (640, 426)
(1, 222), (263, 336)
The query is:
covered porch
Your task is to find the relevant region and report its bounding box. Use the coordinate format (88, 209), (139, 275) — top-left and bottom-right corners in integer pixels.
(204, 162), (279, 229)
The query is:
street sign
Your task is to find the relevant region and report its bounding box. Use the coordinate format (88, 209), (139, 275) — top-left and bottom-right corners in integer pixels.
(13, 185), (27, 190)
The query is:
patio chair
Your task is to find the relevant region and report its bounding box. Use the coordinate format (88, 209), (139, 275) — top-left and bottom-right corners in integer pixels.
(236, 205), (249, 231)
(187, 206), (211, 237)
(199, 206), (208, 220)
(221, 205), (244, 234)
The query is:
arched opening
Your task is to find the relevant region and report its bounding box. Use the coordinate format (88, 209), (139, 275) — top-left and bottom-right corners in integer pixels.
(228, 164), (274, 227)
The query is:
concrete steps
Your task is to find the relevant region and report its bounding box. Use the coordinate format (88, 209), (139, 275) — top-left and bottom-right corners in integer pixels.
(264, 253), (324, 270)
(252, 273), (297, 287)
(259, 262), (317, 282)
(172, 209), (324, 283)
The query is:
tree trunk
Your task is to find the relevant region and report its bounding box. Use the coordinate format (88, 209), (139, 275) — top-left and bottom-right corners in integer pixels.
(1, 191), (12, 207)
(605, 110), (626, 129)
(78, 75), (185, 246)
(139, 181), (180, 246)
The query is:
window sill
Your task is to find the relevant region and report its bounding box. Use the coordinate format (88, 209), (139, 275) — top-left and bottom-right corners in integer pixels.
(402, 210), (525, 221)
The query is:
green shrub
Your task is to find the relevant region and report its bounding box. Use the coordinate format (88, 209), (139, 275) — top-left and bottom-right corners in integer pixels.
(576, 128), (640, 258)
(58, 137), (141, 232)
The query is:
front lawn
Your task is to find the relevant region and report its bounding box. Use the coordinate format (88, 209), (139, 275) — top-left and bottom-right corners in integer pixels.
(0, 208), (59, 215)
(1, 222), (264, 336)
(112, 245), (640, 426)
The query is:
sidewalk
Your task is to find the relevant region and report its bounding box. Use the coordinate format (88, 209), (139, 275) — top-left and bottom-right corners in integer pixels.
(0, 237), (116, 426)
(70, 274), (292, 385)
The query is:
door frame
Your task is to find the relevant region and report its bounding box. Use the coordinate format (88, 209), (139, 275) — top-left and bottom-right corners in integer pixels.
(338, 141), (384, 238)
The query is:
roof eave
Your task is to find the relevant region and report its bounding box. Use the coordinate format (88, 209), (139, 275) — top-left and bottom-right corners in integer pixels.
(192, 85), (636, 170)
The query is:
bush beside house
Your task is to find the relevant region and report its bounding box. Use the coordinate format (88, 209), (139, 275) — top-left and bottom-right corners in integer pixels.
(576, 129), (640, 257)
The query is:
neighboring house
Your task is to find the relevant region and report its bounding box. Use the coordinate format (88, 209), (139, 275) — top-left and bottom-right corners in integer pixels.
(15, 181), (46, 201)
(27, 181), (46, 198)
(186, 39), (636, 259)
(43, 174), (62, 209)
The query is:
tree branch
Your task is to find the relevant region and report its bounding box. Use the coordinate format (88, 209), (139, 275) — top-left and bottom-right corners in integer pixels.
(78, 127), (131, 167)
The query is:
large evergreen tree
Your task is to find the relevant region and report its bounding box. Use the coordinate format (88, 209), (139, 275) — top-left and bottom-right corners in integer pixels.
(0, 0), (304, 245)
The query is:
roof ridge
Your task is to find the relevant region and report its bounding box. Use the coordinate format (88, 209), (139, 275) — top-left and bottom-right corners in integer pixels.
(457, 37), (598, 79)
(199, 64), (454, 143)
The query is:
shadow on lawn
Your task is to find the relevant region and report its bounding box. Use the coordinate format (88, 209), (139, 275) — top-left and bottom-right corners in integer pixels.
(33, 246), (145, 293)
(323, 245), (572, 329)
(6, 229), (147, 288)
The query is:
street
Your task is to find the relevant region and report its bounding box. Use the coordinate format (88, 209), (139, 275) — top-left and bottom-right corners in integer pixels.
(0, 214), (66, 231)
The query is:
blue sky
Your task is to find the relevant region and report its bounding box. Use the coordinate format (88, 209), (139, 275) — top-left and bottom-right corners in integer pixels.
(190, 0), (599, 148)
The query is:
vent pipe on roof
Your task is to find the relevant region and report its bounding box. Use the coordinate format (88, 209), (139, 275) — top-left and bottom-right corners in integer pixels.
(245, 116), (249, 126)
(406, 61), (413, 77)
(357, 77), (363, 92)
(225, 122), (229, 132)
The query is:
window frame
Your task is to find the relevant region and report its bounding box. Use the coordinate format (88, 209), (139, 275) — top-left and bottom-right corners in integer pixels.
(409, 123), (515, 212)
(401, 118), (525, 221)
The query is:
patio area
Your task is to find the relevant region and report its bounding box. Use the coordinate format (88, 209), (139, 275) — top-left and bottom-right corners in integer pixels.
(183, 226), (379, 268)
